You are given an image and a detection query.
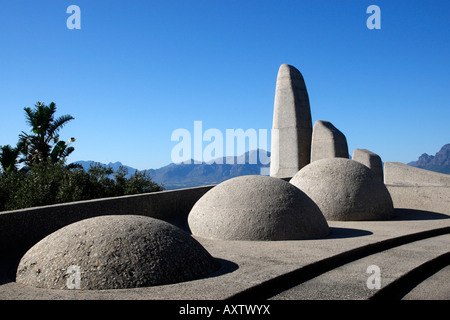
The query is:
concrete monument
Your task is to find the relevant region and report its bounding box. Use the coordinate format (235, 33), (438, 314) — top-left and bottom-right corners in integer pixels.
(270, 64), (312, 178)
(188, 175), (329, 241)
(290, 158), (394, 221)
(352, 148), (383, 180)
(16, 215), (219, 290)
(310, 120), (349, 162)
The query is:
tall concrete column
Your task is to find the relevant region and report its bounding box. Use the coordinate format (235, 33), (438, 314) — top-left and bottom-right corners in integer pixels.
(270, 64), (312, 178)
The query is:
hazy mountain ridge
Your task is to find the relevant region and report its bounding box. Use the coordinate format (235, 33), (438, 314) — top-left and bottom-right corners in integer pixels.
(73, 144), (449, 190)
(74, 149), (270, 190)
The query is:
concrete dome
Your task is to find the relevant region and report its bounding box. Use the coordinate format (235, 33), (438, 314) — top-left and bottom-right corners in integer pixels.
(16, 215), (219, 290)
(290, 158), (394, 221)
(187, 175), (329, 240)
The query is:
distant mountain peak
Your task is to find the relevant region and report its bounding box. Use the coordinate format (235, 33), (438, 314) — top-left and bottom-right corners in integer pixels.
(408, 143), (450, 174)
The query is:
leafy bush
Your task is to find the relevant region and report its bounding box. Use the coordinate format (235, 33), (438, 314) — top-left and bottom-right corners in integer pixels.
(0, 100), (164, 212)
(0, 161), (164, 211)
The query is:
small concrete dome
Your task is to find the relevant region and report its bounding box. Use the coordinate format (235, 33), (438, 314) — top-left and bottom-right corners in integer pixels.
(16, 215), (219, 290)
(290, 158), (394, 221)
(188, 175), (329, 240)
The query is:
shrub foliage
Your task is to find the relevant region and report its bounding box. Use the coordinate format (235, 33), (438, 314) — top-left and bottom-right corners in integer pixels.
(0, 161), (163, 211)
(0, 101), (163, 211)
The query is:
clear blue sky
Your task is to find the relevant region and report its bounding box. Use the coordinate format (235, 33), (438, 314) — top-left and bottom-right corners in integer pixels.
(1, 0), (449, 170)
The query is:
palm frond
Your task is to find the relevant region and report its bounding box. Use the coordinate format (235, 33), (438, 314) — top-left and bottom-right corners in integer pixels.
(46, 115), (75, 143)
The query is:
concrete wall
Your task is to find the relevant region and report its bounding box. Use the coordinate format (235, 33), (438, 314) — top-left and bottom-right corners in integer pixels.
(2, 162), (449, 257)
(384, 162), (450, 214)
(0, 185), (214, 257)
(384, 162), (450, 186)
(386, 185), (450, 215)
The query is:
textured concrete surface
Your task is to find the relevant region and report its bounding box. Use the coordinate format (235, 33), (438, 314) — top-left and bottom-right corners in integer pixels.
(402, 265), (450, 300)
(188, 175), (329, 240)
(0, 185), (214, 257)
(384, 162), (450, 186)
(310, 120), (349, 162)
(386, 185), (450, 215)
(352, 148), (383, 181)
(16, 215), (219, 290)
(384, 162), (450, 214)
(0, 164), (449, 300)
(270, 64), (312, 178)
(290, 158), (394, 221)
(270, 233), (450, 300)
(0, 209), (448, 300)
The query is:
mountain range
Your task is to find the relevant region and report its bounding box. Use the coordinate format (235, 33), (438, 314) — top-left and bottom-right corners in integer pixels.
(75, 149), (270, 190)
(74, 144), (449, 190)
(407, 143), (450, 174)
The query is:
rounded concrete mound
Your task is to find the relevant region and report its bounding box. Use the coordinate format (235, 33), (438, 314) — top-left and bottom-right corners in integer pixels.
(290, 158), (394, 221)
(16, 215), (219, 290)
(188, 175), (329, 241)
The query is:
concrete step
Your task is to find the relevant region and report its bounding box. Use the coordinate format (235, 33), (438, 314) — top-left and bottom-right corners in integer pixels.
(269, 234), (450, 300)
(402, 265), (450, 300)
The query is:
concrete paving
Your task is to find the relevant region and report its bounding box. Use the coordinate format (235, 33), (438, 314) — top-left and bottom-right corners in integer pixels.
(0, 208), (448, 300)
(402, 265), (450, 300)
(270, 234), (450, 299)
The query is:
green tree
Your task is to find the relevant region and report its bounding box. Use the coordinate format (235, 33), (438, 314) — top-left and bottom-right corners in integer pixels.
(18, 101), (75, 167)
(0, 101), (164, 212)
(0, 160), (164, 211)
(124, 169), (163, 194)
(0, 145), (19, 174)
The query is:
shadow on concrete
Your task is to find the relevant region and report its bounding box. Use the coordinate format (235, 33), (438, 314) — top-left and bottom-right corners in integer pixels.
(206, 258), (239, 279)
(393, 209), (449, 221)
(228, 226), (450, 300)
(326, 227), (373, 239)
(0, 253), (22, 285)
(371, 251), (450, 300)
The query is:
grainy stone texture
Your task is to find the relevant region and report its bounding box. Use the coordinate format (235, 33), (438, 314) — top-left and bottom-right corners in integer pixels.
(290, 158), (394, 221)
(384, 162), (450, 214)
(352, 148), (383, 181)
(16, 215), (219, 290)
(310, 120), (349, 162)
(0, 185), (214, 257)
(188, 175), (329, 240)
(386, 185), (450, 215)
(384, 162), (450, 186)
(270, 64), (312, 178)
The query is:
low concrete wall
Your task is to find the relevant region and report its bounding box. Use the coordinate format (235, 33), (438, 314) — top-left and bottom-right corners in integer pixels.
(2, 163), (449, 258)
(386, 185), (450, 215)
(384, 162), (450, 186)
(0, 185), (214, 257)
(384, 162), (450, 214)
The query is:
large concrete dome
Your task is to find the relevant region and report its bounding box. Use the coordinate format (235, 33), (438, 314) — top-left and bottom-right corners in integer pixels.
(16, 215), (219, 290)
(290, 158), (394, 221)
(188, 175), (329, 240)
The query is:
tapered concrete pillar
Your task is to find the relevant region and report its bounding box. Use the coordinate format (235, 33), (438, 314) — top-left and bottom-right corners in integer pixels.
(310, 120), (349, 162)
(270, 64), (312, 178)
(352, 148), (383, 181)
